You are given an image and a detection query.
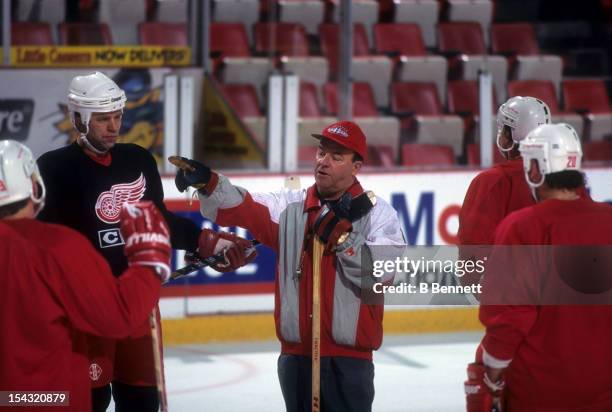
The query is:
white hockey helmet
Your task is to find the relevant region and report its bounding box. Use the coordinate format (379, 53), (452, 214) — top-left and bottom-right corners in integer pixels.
(519, 123), (582, 188)
(0, 140), (46, 212)
(496, 96), (551, 152)
(67, 71), (126, 135)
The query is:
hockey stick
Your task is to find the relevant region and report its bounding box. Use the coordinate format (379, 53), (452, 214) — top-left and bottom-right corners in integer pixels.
(149, 309), (168, 412)
(312, 237), (323, 412)
(169, 240), (261, 280)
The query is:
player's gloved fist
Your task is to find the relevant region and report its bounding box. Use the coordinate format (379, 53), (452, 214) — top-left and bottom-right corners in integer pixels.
(120, 201), (172, 282)
(313, 192), (353, 252)
(171, 156), (218, 194)
(198, 229), (257, 272)
(464, 362), (505, 412)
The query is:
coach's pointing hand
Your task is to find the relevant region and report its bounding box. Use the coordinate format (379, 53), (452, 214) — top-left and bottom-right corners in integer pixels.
(169, 156), (219, 195)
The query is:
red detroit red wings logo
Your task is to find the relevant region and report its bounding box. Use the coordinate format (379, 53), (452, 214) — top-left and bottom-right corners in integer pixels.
(95, 174), (147, 224)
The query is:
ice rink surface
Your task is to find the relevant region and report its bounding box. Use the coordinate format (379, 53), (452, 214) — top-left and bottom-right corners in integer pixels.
(111, 332), (482, 411)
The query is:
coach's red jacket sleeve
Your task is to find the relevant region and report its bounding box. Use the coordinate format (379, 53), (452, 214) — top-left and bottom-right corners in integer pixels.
(196, 174), (307, 252)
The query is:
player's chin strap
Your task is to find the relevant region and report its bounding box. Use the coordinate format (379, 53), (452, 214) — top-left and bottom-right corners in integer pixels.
(526, 170), (545, 201)
(30, 173), (46, 217)
(79, 134), (107, 156)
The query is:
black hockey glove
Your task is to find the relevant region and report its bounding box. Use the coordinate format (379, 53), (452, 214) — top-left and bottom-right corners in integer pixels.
(169, 156), (218, 194)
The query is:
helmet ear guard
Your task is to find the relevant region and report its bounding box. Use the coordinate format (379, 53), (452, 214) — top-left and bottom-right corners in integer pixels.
(0, 140), (46, 215)
(519, 123), (583, 188)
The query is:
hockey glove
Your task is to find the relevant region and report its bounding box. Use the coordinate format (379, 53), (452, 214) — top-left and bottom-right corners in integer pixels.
(120, 201), (172, 282)
(170, 156), (219, 195)
(313, 192), (353, 252)
(198, 229), (257, 272)
(464, 362), (505, 412)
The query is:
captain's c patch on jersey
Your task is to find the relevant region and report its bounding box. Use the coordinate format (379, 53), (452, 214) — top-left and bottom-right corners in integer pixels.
(98, 228), (125, 248)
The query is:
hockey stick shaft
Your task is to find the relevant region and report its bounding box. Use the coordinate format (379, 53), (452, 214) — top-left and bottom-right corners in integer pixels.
(312, 237), (324, 412)
(170, 240), (261, 280)
(149, 308), (168, 412)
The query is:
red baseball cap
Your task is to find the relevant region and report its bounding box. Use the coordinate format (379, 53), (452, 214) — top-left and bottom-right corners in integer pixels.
(312, 120), (367, 160)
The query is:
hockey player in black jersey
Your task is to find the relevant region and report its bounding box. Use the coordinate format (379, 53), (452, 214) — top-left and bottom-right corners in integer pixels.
(37, 72), (255, 412)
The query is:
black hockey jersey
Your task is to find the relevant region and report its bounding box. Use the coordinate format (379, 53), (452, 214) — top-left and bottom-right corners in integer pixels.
(37, 142), (200, 276)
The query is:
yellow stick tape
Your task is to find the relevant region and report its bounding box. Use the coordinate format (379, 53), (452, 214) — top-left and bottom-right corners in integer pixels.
(162, 308), (483, 345)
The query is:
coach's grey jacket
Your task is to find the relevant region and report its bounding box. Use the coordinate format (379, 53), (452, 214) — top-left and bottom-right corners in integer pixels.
(198, 176), (404, 359)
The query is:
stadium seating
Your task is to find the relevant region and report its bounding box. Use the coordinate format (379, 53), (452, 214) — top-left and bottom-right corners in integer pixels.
(11, 22), (53, 46)
(374, 22), (447, 103)
(139, 22), (187, 46)
(14, 0), (65, 36)
(367, 145), (396, 167)
(254, 23), (310, 57)
(563, 79), (612, 141)
(300, 82), (322, 117)
(466, 143), (506, 166)
(327, 0), (379, 45)
(443, 0), (494, 45)
(277, 0), (325, 35)
(210, 23), (250, 57)
(323, 82), (378, 117)
(491, 23), (540, 56)
(46, 0), (612, 173)
(155, 0), (188, 22)
(393, 0), (439, 48)
(437, 22), (508, 102)
(212, 0), (259, 44)
(298, 145), (319, 168)
(319, 23), (370, 77)
(219, 83), (262, 118)
(493, 0), (541, 22)
(491, 23), (563, 98)
(211, 23), (271, 104)
(582, 140), (612, 162)
(254, 23), (329, 90)
(98, 0), (146, 45)
(447, 80), (497, 145)
(391, 82), (464, 155)
(401, 143), (455, 167)
(59, 22), (113, 45)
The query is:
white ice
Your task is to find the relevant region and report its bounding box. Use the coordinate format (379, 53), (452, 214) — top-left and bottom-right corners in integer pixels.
(109, 332), (481, 412)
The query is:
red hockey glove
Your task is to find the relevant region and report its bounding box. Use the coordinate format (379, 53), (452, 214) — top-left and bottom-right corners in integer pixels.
(313, 192), (353, 252)
(464, 362), (505, 412)
(120, 201), (172, 282)
(198, 229), (257, 273)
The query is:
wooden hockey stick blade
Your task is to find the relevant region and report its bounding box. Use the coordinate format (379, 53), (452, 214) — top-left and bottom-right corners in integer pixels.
(169, 240), (261, 280)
